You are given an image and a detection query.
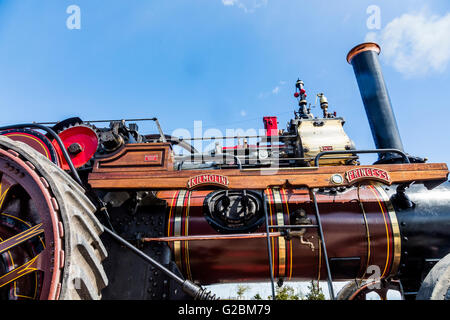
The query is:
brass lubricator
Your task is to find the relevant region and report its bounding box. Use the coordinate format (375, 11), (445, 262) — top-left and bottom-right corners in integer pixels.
(317, 93), (330, 118)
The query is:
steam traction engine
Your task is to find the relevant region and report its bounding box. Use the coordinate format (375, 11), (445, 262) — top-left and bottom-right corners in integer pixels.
(1, 43), (449, 300)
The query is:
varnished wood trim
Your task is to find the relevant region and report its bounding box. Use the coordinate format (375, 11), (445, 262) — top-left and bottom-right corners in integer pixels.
(89, 163), (449, 190)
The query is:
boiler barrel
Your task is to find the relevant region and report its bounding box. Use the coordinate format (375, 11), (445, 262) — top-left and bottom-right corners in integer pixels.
(157, 185), (404, 284)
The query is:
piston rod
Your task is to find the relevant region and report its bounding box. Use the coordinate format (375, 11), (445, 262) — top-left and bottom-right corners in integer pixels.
(142, 226), (318, 243)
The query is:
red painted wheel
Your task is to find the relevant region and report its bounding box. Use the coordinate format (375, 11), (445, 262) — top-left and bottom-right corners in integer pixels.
(51, 124), (99, 170)
(0, 136), (107, 300)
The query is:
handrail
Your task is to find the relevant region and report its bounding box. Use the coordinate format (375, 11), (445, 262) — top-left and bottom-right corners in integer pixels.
(176, 153), (243, 170)
(314, 149), (410, 167)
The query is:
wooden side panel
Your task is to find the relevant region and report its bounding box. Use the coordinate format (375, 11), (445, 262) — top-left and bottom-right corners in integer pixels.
(91, 143), (173, 174)
(88, 159), (449, 190)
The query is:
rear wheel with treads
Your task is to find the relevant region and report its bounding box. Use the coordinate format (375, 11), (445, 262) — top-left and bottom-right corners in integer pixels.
(0, 135), (108, 300)
(416, 253), (450, 300)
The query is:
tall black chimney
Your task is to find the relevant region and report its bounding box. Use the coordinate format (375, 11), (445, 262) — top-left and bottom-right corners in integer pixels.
(347, 42), (405, 163)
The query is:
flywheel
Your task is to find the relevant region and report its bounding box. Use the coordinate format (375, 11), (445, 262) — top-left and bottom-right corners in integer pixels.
(0, 135), (108, 300)
(51, 123), (99, 171)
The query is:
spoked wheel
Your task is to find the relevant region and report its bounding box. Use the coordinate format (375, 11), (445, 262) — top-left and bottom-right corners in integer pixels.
(0, 136), (108, 300)
(336, 279), (404, 300)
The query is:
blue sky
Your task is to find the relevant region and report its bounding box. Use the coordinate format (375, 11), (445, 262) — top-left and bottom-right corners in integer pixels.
(0, 0), (449, 164)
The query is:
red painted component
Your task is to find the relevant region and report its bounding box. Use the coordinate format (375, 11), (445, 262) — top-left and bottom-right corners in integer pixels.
(222, 145), (256, 150)
(300, 89), (306, 94)
(222, 145), (285, 152)
(52, 126), (98, 170)
(1, 129), (59, 165)
(294, 92), (300, 98)
(263, 116), (278, 137)
(144, 154), (159, 162)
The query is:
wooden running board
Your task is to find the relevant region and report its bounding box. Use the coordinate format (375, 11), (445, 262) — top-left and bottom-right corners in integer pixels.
(88, 162), (449, 190)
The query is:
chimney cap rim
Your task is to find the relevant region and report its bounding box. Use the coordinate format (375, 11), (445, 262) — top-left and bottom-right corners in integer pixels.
(347, 42), (381, 64)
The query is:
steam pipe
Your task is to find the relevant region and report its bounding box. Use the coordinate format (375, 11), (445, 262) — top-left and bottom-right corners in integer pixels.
(347, 43), (405, 163)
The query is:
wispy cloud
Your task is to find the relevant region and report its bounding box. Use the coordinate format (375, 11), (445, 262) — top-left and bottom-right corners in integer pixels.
(369, 9), (450, 77)
(272, 86), (280, 94)
(258, 81), (286, 99)
(221, 0), (268, 13)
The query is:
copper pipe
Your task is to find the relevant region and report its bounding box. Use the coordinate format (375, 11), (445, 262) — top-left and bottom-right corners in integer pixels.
(142, 232), (283, 243)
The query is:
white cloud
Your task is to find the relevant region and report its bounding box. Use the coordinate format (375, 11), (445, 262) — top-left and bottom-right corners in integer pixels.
(258, 81), (286, 99)
(221, 0), (268, 13)
(272, 86), (280, 94)
(370, 10), (450, 77)
(364, 31), (377, 43)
